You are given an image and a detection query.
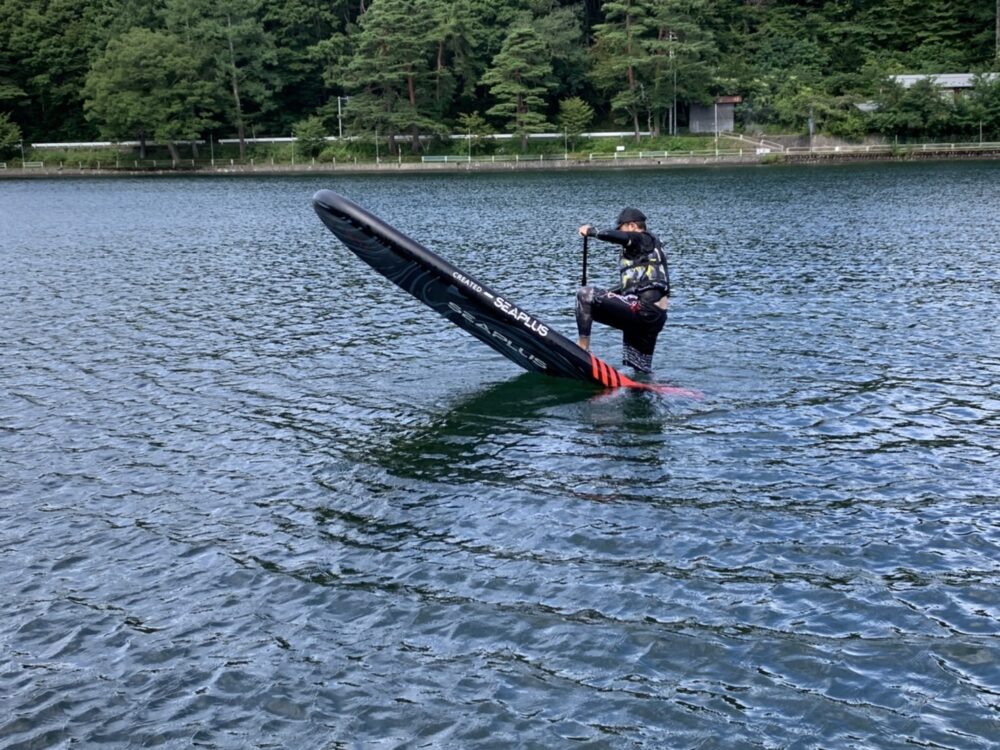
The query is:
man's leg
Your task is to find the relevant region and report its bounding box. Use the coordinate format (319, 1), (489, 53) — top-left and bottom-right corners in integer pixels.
(577, 287), (643, 350)
(622, 305), (667, 373)
(575, 286), (601, 350)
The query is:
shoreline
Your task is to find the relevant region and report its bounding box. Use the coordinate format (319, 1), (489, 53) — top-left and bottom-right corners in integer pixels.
(3, 146), (999, 179)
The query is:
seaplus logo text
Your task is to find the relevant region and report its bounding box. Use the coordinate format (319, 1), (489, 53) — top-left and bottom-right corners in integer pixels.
(492, 296), (549, 337)
(451, 271), (549, 337)
(447, 302), (548, 370)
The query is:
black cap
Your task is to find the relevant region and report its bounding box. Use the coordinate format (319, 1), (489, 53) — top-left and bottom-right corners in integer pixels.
(616, 207), (646, 227)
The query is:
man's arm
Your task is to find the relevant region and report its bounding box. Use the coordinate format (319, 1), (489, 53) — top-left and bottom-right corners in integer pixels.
(578, 224), (637, 250)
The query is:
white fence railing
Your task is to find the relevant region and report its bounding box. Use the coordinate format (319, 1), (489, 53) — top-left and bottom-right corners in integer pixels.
(6, 141), (1000, 172)
(587, 148), (755, 160)
(426, 143), (1000, 165)
(784, 141), (1000, 155)
(723, 133), (787, 151)
(422, 154), (574, 163)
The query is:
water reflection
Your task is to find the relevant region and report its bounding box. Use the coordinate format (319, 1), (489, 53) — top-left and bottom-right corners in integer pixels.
(351, 371), (696, 489)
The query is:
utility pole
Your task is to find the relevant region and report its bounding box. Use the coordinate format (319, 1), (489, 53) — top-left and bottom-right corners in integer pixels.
(337, 96), (349, 139)
(714, 100), (719, 156)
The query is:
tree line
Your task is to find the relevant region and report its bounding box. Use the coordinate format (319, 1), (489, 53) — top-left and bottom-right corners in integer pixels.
(1, 0), (999, 159)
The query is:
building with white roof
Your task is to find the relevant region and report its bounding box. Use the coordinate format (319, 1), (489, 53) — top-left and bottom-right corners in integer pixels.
(890, 73), (999, 93)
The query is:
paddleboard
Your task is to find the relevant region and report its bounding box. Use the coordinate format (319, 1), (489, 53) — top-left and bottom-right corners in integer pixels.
(312, 189), (699, 397)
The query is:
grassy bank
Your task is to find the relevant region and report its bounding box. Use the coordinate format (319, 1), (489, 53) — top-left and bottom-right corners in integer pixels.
(6, 134), (750, 171)
(4, 134), (999, 176)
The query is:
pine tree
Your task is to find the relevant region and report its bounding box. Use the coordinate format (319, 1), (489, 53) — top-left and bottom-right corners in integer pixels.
(263, 0), (344, 134)
(533, 3), (589, 99)
(340, 0), (441, 154)
(427, 0), (486, 117)
(482, 21), (554, 150)
(163, 0), (279, 161)
(558, 96), (593, 149)
(590, 0), (656, 142)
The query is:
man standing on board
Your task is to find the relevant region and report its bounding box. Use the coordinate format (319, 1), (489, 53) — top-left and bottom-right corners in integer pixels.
(576, 208), (670, 373)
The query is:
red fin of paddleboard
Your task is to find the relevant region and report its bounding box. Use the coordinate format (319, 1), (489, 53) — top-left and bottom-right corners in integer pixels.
(588, 353), (702, 399)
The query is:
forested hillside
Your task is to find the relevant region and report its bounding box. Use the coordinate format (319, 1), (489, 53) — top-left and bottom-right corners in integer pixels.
(1, 0), (998, 156)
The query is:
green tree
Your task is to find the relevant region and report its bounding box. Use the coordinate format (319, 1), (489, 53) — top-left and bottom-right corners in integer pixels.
(164, 0), (279, 160)
(83, 28), (217, 160)
(856, 0), (995, 72)
(590, 0), (655, 142)
(457, 110), (494, 153)
(263, 0), (344, 134)
(0, 12), (28, 118)
(824, 102), (869, 142)
(872, 77), (956, 140)
(734, 3), (829, 131)
(427, 0), (488, 119)
(533, 3), (589, 99)
(89, 0), (164, 44)
(558, 96), (593, 149)
(0, 110), (21, 157)
(648, 0), (717, 135)
(293, 115), (328, 156)
(482, 21), (554, 150)
(959, 73), (1000, 140)
(338, 0), (442, 154)
(771, 78), (822, 132)
(0, 64), (26, 118)
(0, 0), (105, 140)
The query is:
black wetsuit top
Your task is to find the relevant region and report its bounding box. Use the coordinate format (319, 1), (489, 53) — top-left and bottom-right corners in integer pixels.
(590, 228), (670, 301)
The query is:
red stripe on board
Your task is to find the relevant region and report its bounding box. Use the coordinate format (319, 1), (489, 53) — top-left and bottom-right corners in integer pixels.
(609, 363), (621, 389)
(597, 359), (609, 386)
(599, 359), (618, 388)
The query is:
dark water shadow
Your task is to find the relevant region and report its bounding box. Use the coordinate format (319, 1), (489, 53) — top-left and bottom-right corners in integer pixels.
(363, 372), (673, 485)
(445, 371), (598, 415)
(372, 372), (591, 477)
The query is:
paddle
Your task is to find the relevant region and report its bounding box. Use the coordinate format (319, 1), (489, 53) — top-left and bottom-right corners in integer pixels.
(581, 233), (589, 286)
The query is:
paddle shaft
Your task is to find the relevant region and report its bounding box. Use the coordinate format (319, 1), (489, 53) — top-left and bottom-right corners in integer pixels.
(581, 234), (589, 287)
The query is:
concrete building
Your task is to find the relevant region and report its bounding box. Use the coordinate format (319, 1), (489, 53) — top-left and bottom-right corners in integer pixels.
(890, 73), (999, 95)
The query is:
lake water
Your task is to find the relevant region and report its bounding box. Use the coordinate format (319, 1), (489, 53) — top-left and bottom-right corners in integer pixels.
(1, 163), (998, 748)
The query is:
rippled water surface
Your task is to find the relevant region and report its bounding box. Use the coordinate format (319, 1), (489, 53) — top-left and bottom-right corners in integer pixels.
(2, 163), (998, 748)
